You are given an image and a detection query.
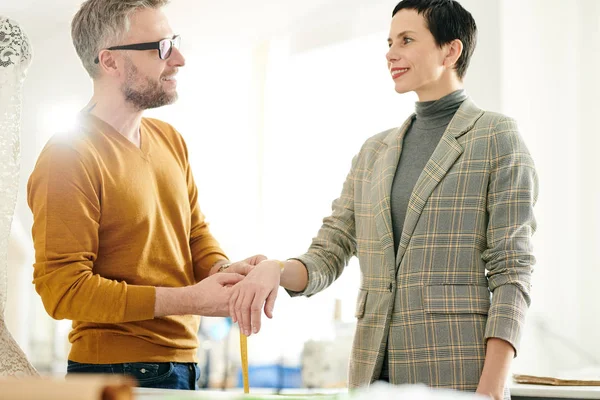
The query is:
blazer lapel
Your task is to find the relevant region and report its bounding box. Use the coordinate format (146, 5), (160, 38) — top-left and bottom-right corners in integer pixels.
(395, 99), (485, 269)
(372, 116), (414, 277)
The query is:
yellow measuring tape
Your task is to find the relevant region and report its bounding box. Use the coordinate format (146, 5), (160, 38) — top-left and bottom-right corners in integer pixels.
(239, 260), (285, 394)
(240, 333), (249, 394)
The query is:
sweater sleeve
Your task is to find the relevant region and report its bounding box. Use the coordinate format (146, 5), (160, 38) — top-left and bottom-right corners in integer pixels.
(27, 143), (156, 323)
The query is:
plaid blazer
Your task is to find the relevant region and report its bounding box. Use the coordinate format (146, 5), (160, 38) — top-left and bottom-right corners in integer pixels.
(293, 99), (538, 393)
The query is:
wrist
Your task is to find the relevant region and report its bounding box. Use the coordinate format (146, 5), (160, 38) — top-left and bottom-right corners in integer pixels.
(183, 283), (210, 315)
(258, 259), (285, 275)
(179, 285), (196, 315)
(477, 374), (506, 400)
(279, 259), (308, 291)
(155, 286), (195, 317)
(210, 259), (230, 275)
(217, 262), (232, 273)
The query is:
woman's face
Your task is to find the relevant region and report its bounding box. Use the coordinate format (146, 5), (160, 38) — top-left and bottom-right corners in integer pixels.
(386, 9), (456, 100)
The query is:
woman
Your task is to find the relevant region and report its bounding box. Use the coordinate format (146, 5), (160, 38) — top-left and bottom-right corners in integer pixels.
(226, 1), (537, 399)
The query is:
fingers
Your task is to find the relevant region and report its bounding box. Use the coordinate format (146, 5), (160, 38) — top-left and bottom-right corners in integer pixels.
(224, 263), (278, 335)
(242, 263), (255, 275)
(229, 286), (240, 323)
(236, 291), (253, 336)
(227, 262), (254, 276)
(250, 291), (266, 334)
(247, 254), (267, 265)
(216, 272), (244, 286)
(234, 289), (246, 335)
(264, 287), (279, 319)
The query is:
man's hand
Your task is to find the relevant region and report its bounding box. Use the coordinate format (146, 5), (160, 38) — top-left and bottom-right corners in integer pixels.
(243, 254), (268, 265)
(155, 272), (245, 318)
(222, 254), (267, 276)
(187, 273), (245, 316)
(228, 259), (282, 336)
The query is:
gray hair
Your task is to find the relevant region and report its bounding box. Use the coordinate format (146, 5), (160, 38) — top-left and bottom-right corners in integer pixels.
(71, 0), (169, 79)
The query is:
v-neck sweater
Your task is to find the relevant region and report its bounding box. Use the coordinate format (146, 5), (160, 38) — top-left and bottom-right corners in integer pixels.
(27, 113), (227, 363)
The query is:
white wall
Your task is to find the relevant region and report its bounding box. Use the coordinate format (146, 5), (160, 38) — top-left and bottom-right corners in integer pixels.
(500, 0), (600, 375)
(576, 0), (600, 368)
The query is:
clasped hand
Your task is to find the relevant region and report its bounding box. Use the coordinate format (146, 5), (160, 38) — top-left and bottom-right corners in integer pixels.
(222, 257), (283, 336)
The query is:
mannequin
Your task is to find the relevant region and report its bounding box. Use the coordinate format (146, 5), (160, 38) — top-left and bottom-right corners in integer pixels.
(0, 16), (37, 376)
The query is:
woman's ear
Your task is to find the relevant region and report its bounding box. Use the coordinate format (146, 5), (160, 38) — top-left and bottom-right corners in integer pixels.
(444, 38), (464, 69)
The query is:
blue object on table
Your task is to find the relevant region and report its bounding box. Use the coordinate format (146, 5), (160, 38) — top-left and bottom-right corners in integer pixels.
(237, 364), (302, 389)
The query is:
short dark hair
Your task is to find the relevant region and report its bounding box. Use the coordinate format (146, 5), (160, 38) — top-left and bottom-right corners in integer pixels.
(392, 0), (477, 79)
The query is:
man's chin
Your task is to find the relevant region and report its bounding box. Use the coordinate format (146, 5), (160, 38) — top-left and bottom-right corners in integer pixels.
(140, 95), (179, 110)
(168, 92), (178, 104)
(123, 84), (179, 110)
(160, 90), (178, 106)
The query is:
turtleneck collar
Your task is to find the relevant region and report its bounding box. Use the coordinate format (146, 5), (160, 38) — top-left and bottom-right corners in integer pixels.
(413, 89), (467, 129)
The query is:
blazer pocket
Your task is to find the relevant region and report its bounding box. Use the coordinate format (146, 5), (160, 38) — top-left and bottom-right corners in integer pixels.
(355, 289), (368, 319)
(423, 284), (490, 315)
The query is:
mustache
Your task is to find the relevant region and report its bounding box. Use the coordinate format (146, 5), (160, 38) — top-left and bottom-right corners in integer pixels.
(161, 69), (179, 79)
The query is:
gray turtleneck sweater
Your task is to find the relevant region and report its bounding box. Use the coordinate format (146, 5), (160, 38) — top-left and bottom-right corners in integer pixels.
(381, 89), (467, 381)
(390, 89), (467, 253)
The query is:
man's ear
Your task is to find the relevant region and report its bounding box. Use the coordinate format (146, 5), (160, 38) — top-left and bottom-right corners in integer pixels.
(97, 50), (121, 77)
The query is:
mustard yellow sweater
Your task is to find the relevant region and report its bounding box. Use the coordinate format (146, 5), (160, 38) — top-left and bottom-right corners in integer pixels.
(27, 113), (227, 364)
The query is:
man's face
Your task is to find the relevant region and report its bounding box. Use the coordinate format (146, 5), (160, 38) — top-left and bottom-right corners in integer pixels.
(118, 7), (185, 110)
(385, 9), (450, 96)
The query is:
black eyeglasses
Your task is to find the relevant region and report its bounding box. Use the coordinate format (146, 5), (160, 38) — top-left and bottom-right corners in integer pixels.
(94, 35), (181, 64)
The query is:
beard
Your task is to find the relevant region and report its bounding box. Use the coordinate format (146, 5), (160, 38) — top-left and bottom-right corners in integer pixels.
(121, 58), (177, 111)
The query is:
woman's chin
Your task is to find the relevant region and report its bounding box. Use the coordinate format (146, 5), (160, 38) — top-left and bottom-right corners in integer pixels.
(394, 85), (412, 94)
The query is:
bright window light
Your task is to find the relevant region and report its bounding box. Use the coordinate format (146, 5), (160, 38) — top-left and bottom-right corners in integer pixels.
(41, 103), (80, 144)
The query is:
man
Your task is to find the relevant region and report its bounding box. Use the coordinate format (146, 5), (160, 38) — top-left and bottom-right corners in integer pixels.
(27, 0), (260, 390)
(230, 1), (538, 399)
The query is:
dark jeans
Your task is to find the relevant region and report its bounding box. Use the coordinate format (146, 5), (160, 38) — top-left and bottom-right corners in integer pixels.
(67, 360), (200, 390)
